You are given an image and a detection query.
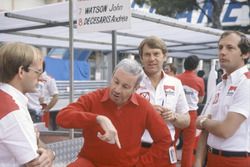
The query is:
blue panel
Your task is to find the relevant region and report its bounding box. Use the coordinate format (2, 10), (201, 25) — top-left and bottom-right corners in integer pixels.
(45, 57), (90, 80)
(48, 48), (91, 61)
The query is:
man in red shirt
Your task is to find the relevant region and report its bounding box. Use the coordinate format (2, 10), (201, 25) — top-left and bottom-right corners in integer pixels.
(176, 55), (205, 167)
(56, 58), (174, 167)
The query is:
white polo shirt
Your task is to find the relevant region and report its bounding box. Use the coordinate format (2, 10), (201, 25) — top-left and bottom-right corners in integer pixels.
(206, 66), (250, 152)
(26, 82), (45, 114)
(137, 71), (189, 140)
(41, 72), (58, 105)
(0, 83), (38, 167)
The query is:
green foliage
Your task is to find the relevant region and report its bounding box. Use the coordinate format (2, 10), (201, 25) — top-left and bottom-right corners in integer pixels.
(135, 0), (198, 17)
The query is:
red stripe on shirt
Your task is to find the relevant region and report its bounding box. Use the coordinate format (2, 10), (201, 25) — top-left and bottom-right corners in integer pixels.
(0, 90), (19, 119)
(244, 72), (250, 79)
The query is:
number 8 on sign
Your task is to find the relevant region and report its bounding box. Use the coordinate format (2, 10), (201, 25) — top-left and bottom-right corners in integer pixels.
(78, 18), (83, 27)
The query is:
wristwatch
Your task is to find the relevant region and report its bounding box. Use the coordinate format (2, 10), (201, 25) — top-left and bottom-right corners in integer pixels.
(199, 116), (207, 129)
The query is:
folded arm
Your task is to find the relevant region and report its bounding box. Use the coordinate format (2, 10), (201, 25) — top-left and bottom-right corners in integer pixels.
(136, 108), (172, 167)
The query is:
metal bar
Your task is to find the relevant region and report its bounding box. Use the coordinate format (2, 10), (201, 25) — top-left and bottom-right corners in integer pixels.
(0, 21), (72, 33)
(168, 41), (217, 47)
(69, 0), (74, 139)
(168, 47), (217, 53)
(5, 12), (57, 24)
(103, 31), (185, 45)
(1, 12), (77, 33)
(111, 30), (117, 72)
(8, 32), (136, 48)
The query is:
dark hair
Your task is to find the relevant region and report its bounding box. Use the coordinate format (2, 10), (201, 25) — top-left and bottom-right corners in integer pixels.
(184, 55), (199, 71)
(197, 70), (205, 77)
(219, 31), (250, 64)
(217, 68), (224, 76)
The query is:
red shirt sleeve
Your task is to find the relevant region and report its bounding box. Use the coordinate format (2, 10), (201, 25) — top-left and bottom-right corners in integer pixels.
(56, 92), (98, 129)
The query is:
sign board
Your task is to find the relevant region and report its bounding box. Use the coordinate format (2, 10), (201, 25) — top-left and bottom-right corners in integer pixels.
(176, 0), (249, 27)
(77, 0), (131, 32)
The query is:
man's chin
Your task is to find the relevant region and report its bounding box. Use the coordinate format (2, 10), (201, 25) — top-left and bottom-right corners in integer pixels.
(29, 89), (37, 93)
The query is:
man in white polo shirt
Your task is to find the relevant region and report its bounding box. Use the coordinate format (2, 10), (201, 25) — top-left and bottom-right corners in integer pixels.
(195, 31), (250, 167)
(136, 36), (190, 165)
(26, 81), (45, 123)
(40, 61), (59, 128)
(0, 42), (55, 167)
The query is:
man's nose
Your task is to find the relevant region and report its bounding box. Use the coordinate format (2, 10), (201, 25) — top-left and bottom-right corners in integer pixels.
(148, 54), (155, 60)
(114, 85), (122, 93)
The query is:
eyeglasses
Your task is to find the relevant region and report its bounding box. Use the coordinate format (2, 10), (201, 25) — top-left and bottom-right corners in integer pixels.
(28, 67), (43, 76)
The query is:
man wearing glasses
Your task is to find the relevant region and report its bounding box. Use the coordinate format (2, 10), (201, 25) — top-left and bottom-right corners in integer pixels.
(0, 42), (55, 167)
(26, 66), (45, 123)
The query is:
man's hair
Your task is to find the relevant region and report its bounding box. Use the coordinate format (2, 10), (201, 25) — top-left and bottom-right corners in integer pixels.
(197, 70), (205, 77)
(163, 62), (177, 74)
(113, 58), (143, 87)
(219, 31), (250, 64)
(0, 42), (43, 83)
(138, 36), (167, 57)
(217, 68), (224, 76)
(184, 55), (199, 71)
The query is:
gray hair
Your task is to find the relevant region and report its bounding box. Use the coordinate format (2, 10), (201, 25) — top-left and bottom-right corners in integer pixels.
(113, 58), (143, 86)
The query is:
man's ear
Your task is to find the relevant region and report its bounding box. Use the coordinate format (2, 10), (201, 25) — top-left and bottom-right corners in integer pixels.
(242, 52), (250, 60)
(18, 66), (25, 78)
(242, 52), (250, 64)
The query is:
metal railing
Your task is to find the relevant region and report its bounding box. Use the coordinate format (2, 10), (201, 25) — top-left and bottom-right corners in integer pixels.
(56, 80), (108, 99)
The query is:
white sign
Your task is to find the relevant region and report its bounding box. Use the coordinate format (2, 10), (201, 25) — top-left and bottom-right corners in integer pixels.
(77, 0), (131, 32)
(177, 0), (249, 27)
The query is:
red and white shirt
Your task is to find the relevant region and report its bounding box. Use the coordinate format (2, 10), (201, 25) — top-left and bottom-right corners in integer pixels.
(0, 83), (38, 167)
(177, 70), (205, 110)
(205, 66), (250, 152)
(137, 71), (189, 140)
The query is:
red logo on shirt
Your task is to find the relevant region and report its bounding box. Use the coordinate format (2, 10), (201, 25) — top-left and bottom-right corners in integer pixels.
(164, 85), (175, 91)
(164, 85), (175, 96)
(227, 86), (237, 96)
(140, 92), (150, 101)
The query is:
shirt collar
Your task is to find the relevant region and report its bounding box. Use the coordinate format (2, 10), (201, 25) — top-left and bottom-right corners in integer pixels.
(100, 87), (139, 106)
(0, 83), (28, 107)
(222, 65), (249, 84)
(143, 70), (165, 80)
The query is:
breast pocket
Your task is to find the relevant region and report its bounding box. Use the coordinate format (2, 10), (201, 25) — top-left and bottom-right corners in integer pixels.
(222, 95), (234, 113)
